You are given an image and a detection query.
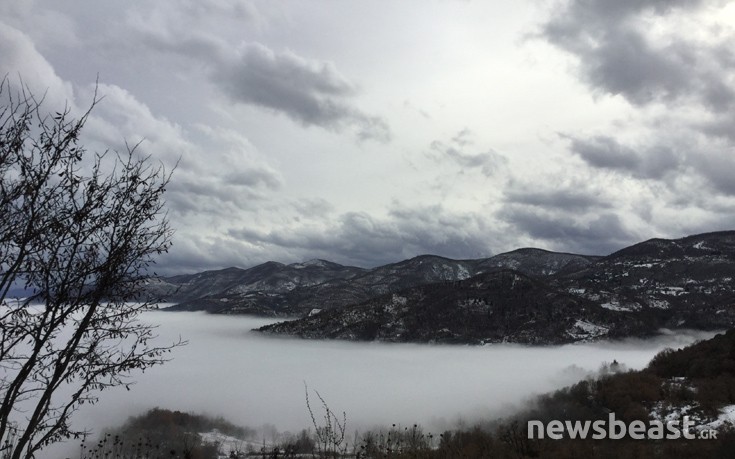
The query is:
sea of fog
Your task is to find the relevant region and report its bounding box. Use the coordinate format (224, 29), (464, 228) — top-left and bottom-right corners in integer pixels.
(44, 310), (719, 457)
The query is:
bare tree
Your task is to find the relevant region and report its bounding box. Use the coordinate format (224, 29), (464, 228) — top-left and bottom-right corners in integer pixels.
(0, 78), (181, 459)
(304, 383), (347, 458)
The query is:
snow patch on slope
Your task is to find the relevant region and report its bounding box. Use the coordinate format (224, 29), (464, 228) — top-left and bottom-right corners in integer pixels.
(567, 320), (609, 340)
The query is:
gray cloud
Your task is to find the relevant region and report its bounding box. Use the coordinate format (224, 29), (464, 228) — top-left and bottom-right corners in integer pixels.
(685, 149), (735, 197)
(229, 205), (501, 268)
(213, 43), (391, 141)
(180, 0), (260, 23)
(504, 184), (611, 213)
(291, 198), (335, 220)
(538, 0), (735, 226)
(566, 135), (641, 171)
(451, 128), (473, 147)
(213, 42), (391, 141)
(165, 185), (252, 219)
(701, 110), (735, 142)
(215, 44), (349, 123)
(156, 233), (265, 275)
(541, 0), (735, 111)
(563, 132), (735, 198)
(223, 167), (282, 189)
(429, 130), (508, 177)
(498, 176), (632, 255)
(6, 0), (733, 278)
(497, 205), (636, 255)
(563, 134), (680, 180)
(128, 7), (391, 142)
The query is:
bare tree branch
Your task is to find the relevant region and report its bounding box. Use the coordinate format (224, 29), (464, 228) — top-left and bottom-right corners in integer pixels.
(0, 77), (183, 459)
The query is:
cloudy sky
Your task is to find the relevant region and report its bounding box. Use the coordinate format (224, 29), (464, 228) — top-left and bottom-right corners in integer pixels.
(2, 0), (735, 274)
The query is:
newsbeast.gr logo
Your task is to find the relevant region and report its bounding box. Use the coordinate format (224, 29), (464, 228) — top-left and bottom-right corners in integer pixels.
(528, 413), (718, 440)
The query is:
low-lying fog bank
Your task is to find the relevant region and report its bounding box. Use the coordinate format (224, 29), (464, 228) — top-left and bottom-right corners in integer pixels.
(46, 311), (719, 457)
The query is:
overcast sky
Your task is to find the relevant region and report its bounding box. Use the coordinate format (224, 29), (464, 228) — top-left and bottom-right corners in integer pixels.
(2, 0), (735, 274)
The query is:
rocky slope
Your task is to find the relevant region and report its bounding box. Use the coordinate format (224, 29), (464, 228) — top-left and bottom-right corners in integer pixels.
(255, 231), (735, 343)
(257, 269), (655, 344)
(559, 231), (735, 330)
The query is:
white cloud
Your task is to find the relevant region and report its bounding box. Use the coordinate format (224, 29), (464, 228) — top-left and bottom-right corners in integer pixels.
(0, 22), (74, 108)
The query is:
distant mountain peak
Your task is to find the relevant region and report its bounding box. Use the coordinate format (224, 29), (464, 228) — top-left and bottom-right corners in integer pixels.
(149, 230), (735, 345)
(607, 230), (735, 260)
(290, 259), (332, 268)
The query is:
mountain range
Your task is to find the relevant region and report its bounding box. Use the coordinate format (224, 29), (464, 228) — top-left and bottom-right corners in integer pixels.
(149, 231), (735, 344)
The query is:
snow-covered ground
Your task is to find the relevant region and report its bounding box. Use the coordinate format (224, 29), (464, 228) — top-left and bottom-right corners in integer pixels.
(567, 320), (610, 340)
(705, 405), (735, 431)
(650, 398), (734, 436)
(199, 430), (272, 458)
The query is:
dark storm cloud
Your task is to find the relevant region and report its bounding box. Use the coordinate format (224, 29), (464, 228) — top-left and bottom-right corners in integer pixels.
(498, 177), (632, 255)
(497, 205), (635, 255)
(229, 205), (498, 267)
(154, 233), (265, 275)
(386, 205), (498, 259)
(540, 0), (735, 111)
(565, 135), (640, 171)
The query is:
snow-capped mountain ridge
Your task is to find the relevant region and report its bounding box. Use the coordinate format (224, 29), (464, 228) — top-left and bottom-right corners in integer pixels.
(150, 231), (735, 344)
(154, 249), (599, 315)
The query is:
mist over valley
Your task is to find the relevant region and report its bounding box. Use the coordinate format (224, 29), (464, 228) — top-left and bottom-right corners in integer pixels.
(43, 311), (718, 458)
